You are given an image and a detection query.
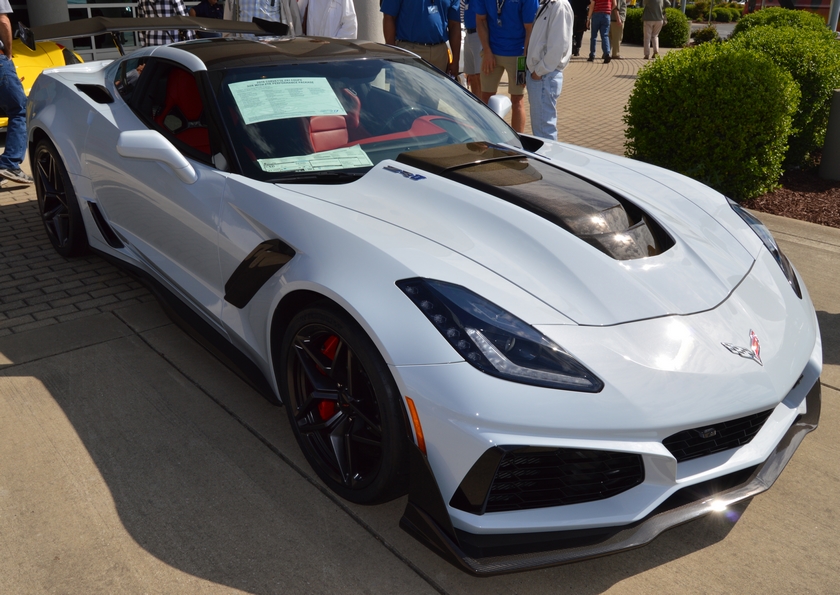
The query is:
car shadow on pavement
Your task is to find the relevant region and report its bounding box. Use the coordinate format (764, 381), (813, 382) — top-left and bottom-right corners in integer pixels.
(0, 304), (756, 595)
(817, 311), (839, 366)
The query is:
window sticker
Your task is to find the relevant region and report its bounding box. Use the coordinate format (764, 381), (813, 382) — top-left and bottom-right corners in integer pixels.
(229, 77), (347, 125)
(258, 144), (373, 173)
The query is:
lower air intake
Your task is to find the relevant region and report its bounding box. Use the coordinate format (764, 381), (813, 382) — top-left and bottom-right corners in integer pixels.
(663, 409), (774, 463)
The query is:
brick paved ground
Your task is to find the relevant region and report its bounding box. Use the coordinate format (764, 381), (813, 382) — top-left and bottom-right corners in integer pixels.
(0, 41), (664, 336)
(0, 181), (155, 337)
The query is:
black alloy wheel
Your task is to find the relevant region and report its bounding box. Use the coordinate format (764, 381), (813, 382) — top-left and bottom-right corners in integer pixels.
(279, 304), (409, 504)
(34, 139), (88, 257)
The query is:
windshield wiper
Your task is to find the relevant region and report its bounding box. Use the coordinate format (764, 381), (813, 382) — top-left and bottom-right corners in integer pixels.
(269, 170), (366, 184)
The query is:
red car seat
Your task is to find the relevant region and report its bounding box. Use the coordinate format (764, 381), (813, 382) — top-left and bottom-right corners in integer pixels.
(155, 69), (211, 155)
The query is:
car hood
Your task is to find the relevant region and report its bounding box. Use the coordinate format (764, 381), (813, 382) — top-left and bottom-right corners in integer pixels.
(285, 143), (754, 326)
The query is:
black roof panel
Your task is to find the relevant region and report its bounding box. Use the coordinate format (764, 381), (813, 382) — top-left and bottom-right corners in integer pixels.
(171, 37), (409, 70)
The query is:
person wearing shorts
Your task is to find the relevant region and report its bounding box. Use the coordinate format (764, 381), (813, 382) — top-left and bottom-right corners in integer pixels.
(462, 0), (482, 96)
(474, 0), (538, 132)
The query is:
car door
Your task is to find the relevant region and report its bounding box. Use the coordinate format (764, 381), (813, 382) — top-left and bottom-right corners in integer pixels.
(85, 57), (230, 326)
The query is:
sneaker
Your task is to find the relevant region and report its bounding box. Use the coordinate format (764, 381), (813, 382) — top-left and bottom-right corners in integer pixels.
(604, 55), (611, 64)
(587, 56), (594, 62)
(0, 168), (34, 184)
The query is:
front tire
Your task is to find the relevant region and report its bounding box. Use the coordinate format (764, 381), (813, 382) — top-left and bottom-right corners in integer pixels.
(34, 139), (88, 257)
(278, 303), (409, 504)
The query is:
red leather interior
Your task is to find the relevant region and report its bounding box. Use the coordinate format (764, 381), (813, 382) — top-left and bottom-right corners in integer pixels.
(348, 116), (449, 147)
(156, 69), (211, 155)
(309, 115), (349, 153)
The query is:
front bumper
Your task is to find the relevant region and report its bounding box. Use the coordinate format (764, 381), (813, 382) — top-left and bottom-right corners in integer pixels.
(400, 378), (821, 576)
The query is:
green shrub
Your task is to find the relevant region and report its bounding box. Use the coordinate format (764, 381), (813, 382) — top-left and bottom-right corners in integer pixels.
(729, 25), (840, 166)
(660, 8), (691, 47)
(624, 7), (644, 45)
(728, 7), (741, 21)
(693, 0), (710, 18)
(684, 3), (699, 19)
(712, 7), (731, 22)
(692, 24), (720, 44)
(731, 6), (834, 40)
(624, 43), (799, 199)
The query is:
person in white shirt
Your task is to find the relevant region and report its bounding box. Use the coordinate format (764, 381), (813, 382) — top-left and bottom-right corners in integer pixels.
(225, 0), (303, 37)
(525, 0), (573, 140)
(299, 0), (357, 38)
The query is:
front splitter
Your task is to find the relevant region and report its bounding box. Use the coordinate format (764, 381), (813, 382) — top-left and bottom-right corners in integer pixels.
(400, 379), (821, 576)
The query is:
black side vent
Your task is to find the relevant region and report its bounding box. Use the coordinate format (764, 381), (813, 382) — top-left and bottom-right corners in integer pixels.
(450, 446), (644, 515)
(87, 201), (124, 248)
(75, 84), (114, 104)
(224, 239), (295, 308)
(663, 409), (774, 463)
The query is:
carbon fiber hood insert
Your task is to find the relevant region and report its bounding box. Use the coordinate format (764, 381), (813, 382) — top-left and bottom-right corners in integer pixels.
(397, 143), (673, 260)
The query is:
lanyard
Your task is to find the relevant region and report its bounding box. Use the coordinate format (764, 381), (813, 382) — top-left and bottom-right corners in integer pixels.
(496, 0), (506, 24)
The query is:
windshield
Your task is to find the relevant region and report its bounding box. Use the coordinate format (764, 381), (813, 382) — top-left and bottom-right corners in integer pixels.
(212, 57), (520, 182)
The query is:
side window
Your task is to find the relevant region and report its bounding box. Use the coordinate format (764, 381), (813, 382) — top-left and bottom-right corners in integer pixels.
(135, 62), (214, 163)
(114, 57), (147, 103)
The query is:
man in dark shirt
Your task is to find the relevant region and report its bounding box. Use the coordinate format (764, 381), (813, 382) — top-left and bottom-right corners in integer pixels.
(190, 0), (224, 38)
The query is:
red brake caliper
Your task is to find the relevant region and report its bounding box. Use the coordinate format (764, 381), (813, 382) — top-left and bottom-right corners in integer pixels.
(317, 335), (340, 420)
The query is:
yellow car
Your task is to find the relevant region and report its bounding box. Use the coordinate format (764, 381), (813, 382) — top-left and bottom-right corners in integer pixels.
(1, 38), (83, 131)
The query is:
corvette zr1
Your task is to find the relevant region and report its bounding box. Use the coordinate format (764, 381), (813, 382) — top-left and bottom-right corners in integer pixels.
(25, 28), (821, 575)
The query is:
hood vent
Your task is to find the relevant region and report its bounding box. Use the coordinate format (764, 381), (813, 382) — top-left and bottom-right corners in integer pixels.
(397, 143), (673, 260)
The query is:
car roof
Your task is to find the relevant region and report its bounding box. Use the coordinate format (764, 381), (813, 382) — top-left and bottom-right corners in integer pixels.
(168, 37), (410, 71)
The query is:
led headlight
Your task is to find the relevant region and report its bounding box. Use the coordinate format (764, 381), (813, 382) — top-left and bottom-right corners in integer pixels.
(729, 200), (802, 299)
(397, 278), (604, 392)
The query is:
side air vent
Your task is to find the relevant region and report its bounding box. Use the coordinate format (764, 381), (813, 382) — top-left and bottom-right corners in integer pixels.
(450, 445), (644, 515)
(663, 409), (774, 463)
(75, 84), (114, 104)
(224, 239), (295, 308)
(87, 201), (124, 248)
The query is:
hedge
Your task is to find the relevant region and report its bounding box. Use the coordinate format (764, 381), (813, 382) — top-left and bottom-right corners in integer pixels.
(729, 25), (840, 166)
(731, 6), (835, 40)
(624, 43), (799, 199)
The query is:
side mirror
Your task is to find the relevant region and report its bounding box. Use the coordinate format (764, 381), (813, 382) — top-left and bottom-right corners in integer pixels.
(488, 94), (512, 119)
(116, 130), (197, 184)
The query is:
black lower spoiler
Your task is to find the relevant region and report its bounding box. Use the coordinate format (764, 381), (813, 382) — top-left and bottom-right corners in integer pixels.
(18, 16), (289, 54)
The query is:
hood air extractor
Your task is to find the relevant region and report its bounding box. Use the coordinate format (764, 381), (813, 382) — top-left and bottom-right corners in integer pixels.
(397, 143), (673, 260)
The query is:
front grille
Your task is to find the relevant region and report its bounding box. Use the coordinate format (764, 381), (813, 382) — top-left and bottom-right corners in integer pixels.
(663, 409), (774, 463)
(484, 448), (644, 513)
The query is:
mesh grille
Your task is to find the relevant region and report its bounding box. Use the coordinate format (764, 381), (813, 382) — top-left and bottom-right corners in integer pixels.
(484, 449), (645, 513)
(663, 409), (774, 463)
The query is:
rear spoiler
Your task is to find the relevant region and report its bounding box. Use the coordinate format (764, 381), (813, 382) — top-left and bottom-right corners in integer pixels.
(18, 16), (289, 55)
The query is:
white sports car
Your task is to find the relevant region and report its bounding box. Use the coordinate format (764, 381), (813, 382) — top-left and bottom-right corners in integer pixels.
(26, 26), (821, 575)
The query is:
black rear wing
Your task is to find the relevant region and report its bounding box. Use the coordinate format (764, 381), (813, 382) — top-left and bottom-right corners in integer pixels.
(18, 16), (289, 55)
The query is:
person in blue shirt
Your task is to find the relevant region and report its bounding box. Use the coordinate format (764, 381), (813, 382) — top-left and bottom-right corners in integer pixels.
(381, 0), (461, 76)
(474, 0), (538, 132)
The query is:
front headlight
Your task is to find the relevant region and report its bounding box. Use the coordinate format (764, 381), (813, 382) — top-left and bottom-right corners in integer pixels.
(729, 200), (802, 299)
(397, 278), (604, 392)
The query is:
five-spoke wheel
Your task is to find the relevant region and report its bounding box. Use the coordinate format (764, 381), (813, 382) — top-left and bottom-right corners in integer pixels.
(279, 304), (409, 504)
(34, 139), (87, 257)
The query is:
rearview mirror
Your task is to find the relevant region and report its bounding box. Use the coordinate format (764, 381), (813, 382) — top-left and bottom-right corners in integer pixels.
(116, 130), (197, 184)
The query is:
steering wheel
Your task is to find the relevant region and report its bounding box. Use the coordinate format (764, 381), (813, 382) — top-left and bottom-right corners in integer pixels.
(381, 106), (427, 132)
